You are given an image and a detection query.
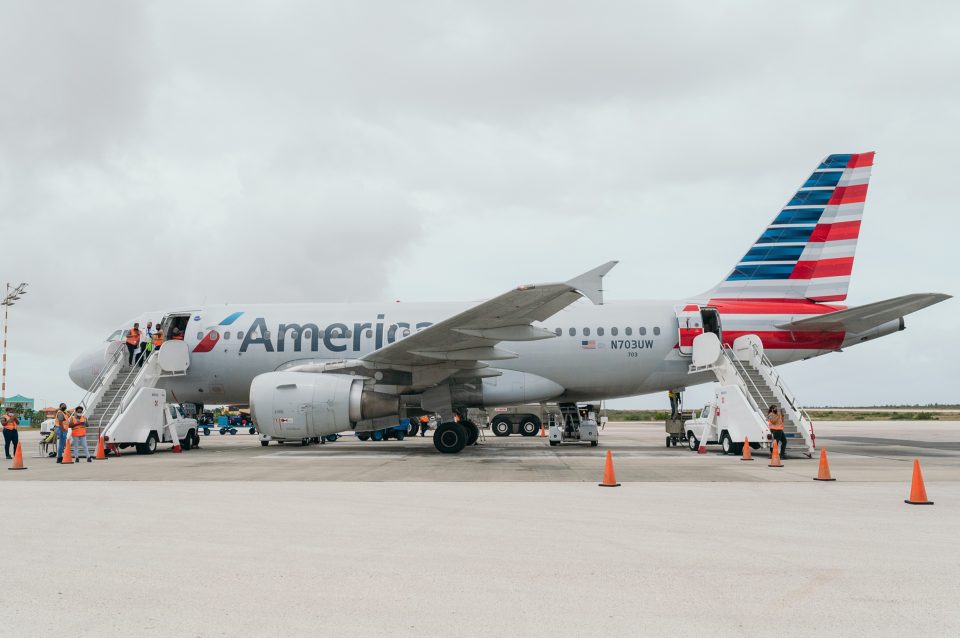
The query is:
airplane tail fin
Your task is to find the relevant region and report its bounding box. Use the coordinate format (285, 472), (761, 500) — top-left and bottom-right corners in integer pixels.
(708, 152), (875, 302)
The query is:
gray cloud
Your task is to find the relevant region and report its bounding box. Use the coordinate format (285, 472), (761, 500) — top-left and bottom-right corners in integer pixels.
(1, 0), (956, 409)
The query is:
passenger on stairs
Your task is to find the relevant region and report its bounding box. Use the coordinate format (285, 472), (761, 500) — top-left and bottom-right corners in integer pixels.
(55, 403), (70, 463)
(2, 406), (19, 459)
(69, 407), (93, 463)
(767, 406), (785, 459)
(125, 323), (141, 366)
(137, 321), (154, 367)
(152, 327), (164, 351)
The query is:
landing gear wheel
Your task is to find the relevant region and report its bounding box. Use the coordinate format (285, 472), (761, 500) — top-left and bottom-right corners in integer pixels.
(688, 433), (699, 452)
(491, 418), (511, 437)
(519, 418), (540, 437)
(720, 433), (733, 455)
(463, 421), (479, 446)
(433, 422), (467, 454)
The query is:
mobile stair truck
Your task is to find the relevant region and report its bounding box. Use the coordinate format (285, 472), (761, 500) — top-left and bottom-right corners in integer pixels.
(81, 339), (199, 455)
(548, 403), (600, 447)
(683, 331), (815, 457)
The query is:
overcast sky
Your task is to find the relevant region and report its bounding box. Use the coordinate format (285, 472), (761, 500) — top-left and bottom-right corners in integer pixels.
(1, 0), (957, 410)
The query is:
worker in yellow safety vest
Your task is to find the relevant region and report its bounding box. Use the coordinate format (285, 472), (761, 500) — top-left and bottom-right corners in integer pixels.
(767, 405), (786, 459)
(2, 406), (19, 460)
(69, 406), (92, 463)
(125, 323), (141, 366)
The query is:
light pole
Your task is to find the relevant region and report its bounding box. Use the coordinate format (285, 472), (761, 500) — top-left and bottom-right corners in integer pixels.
(1, 282), (28, 409)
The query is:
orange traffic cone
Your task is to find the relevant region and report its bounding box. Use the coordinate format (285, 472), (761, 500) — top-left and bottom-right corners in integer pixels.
(741, 437), (753, 461)
(768, 441), (783, 468)
(7, 442), (26, 470)
(904, 459), (933, 505)
(95, 436), (107, 460)
(598, 450), (621, 487)
(813, 448), (835, 481)
(61, 434), (74, 464)
(540, 424), (546, 437)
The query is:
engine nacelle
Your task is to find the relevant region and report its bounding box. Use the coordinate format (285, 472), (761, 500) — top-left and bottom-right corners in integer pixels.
(250, 371), (398, 439)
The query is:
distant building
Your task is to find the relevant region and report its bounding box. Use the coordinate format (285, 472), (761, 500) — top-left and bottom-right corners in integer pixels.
(40, 406), (60, 419)
(3, 394), (34, 411)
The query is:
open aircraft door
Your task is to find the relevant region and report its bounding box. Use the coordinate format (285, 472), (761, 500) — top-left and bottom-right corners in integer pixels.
(675, 304), (722, 356)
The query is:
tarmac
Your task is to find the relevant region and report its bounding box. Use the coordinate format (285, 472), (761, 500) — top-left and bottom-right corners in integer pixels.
(1, 421), (958, 636)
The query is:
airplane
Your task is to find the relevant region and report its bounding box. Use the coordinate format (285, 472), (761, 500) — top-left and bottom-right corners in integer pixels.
(69, 152), (949, 453)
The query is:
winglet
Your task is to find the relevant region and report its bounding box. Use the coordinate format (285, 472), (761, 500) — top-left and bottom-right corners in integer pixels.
(567, 261), (618, 305)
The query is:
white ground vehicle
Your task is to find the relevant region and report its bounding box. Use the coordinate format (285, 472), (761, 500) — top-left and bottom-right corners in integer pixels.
(548, 404), (600, 447)
(684, 386), (771, 455)
(102, 388), (200, 454)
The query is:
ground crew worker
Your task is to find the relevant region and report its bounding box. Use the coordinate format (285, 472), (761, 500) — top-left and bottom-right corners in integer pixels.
(668, 390), (680, 420)
(170, 325), (184, 340)
(69, 406), (92, 463)
(138, 320), (154, 366)
(125, 323), (141, 366)
(767, 405), (785, 458)
(152, 327), (164, 351)
(55, 402), (70, 463)
(2, 406), (19, 459)
(419, 415), (430, 437)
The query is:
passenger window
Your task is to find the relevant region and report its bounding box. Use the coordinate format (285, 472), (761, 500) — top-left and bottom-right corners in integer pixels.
(303, 330), (311, 338)
(345, 330), (352, 338)
(290, 332), (298, 340)
(569, 328), (576, 336)
(639, 327), (647, 336)
(555, 328), (562, 336)
(583, 328), (591, 336)
(196, 332), (203, 340)
(224, 332), (231, 340)
(611, 327), (618, 336)
(654, 327), (661, 336)
(365, 330), (373, 338)
(625, 327), (633, 336)
(597, 327), (604, 336)
(237, 331), (244, 340)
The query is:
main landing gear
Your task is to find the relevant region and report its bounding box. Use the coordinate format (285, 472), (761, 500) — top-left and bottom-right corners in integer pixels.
(433, 420), (480, 454)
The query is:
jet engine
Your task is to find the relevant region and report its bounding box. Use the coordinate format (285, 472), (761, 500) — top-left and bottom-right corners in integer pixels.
(250, 371), (398, 439)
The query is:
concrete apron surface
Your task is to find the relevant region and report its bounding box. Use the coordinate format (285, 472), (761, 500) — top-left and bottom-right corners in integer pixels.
(0, 481), (957, 637)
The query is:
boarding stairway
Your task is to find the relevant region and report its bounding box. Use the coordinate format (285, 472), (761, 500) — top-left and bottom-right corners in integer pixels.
(79, 342), (190, 450)
(689, 333), (815, 457)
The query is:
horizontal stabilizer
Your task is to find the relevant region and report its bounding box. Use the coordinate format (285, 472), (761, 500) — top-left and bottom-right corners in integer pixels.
(775, 293), (951, 333)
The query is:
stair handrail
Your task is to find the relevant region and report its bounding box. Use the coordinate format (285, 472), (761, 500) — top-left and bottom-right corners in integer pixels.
(720, 344), (767, 416)
(96, 353), (157, 440)
(78, 343), (125, 414)
(745, 340), (815, 449)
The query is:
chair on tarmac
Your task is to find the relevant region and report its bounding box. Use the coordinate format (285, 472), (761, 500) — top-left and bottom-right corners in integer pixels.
(37, 431), (58, 459)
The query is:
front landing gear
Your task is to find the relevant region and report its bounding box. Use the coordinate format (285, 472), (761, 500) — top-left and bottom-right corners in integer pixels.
(433, 422), (467, 453)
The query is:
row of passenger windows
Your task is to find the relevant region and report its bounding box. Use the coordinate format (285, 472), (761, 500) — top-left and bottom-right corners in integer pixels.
(555, 326), (661, 337)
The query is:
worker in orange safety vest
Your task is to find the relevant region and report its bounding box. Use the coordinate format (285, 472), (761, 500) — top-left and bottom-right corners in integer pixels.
(125, 323), (141, 366)
(69, 406), (92, 463)
(2, 406), (19, 460)
(767, 405), (785, 459)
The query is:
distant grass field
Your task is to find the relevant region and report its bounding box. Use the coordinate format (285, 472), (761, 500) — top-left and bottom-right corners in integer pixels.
(606, 409), (960, 422)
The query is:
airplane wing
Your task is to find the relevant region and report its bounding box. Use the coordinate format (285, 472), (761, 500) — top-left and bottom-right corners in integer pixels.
(300, 262), (617, 388)
(775, 293), (951, 333)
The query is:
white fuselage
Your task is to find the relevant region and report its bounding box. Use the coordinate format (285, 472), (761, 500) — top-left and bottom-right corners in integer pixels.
(70, 297), (844, 408)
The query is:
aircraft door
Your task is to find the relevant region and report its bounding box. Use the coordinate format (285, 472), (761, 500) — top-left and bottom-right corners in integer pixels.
(700, 307), (722, 343)
(675, 304), (704, 356)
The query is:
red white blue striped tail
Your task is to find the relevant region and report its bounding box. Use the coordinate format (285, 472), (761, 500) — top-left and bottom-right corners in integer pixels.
(708, 152), (874, 302)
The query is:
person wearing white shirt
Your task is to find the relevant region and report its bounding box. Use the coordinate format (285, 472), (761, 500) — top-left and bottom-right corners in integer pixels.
(138, 321), (154, 367)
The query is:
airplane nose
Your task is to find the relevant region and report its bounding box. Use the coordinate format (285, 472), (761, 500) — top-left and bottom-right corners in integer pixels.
(69, 342), (118, 390)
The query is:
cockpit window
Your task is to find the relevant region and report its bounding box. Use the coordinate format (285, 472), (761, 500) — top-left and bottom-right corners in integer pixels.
(105, 330), (123, 342)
